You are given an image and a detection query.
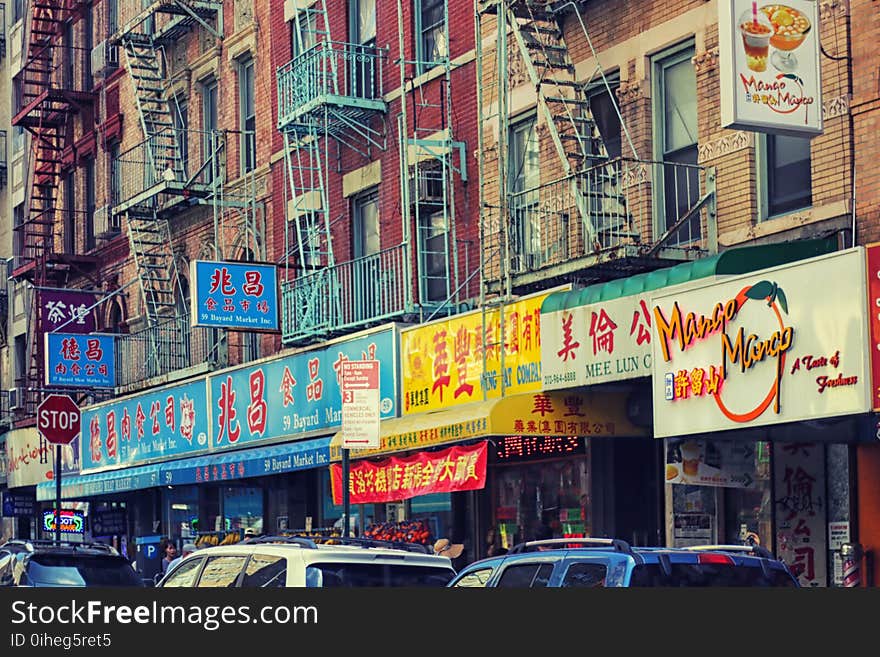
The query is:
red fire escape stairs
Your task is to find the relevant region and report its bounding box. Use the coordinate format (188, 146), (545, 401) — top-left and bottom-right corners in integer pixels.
(11, 0), (96, 420)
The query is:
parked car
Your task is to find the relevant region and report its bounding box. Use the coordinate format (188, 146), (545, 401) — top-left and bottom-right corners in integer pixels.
(157, 535), (457, 588)
(0, 539), (143, 587)
(448, 538), (799, 587)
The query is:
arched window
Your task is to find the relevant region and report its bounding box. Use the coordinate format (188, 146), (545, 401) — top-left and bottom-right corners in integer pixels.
(106, 299), (126, 333)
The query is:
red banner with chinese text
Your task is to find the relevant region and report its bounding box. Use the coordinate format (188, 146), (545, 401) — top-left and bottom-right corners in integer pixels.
(330, 441), (488, 505)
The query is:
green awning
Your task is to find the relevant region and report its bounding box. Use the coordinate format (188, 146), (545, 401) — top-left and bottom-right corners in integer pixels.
(542, 237), (837, 313)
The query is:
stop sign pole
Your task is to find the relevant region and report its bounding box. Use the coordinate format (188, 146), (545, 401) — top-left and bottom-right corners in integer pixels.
(37, 394), (81, 545)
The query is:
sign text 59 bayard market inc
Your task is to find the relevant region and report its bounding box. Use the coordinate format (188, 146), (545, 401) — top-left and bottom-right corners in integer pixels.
(650, 249), (870, 438)
(718, 0), (822, 136)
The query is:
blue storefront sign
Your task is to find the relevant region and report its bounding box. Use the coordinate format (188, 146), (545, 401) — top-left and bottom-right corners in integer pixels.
(45, 333), (115, 388)
(208, 328), (397, 450)
(80, 379), (210, 473)
(191, 260), (279, 331)
(2, 490), (36, 518)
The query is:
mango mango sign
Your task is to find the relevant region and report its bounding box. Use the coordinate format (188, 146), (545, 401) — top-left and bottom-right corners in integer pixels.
(651, 249), (870, 437)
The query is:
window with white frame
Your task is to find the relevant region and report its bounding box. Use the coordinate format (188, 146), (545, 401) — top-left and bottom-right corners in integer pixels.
(509, 115), (541, 269)
(652, 44), (700, 245)
(238, 57), (256, 173)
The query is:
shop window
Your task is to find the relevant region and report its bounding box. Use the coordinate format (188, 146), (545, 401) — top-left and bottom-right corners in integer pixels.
(196, 555), (248, 587)
(222, 486), (263, 535)
(561, 562), (607, 588)
(161, 557), (204, 587)
(241, 554), (287, 588)
(496, 562), (554, 588)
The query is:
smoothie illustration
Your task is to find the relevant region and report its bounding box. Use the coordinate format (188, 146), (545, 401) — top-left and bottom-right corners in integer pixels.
(739, 8), (773, 72)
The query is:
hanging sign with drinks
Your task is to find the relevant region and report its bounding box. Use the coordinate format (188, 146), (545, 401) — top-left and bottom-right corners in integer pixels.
(651, 249), (870, 438)
(719, 0), (822, 136)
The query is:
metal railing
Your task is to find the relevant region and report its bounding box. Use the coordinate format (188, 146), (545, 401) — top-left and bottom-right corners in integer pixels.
(115, 313), (227, 387)
(282, 243), (409, 344)
(505, 157), (715, 275)
(113, 128), (229, 210)
(277, 41), (386, 128)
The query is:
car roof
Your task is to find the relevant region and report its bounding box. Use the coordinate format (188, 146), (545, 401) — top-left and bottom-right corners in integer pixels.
(180, 536), (455, 569)
(1, 539), (121, 557)
(459, 539), (790, 571)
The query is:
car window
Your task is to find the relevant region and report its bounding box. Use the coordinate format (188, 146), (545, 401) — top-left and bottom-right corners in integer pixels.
(452, 567), (495, 588)
(628, 562), (798, 587)
(25, 555), (142, 587)
(496, 562), (555, 588)
(561, 562), (607, 587)
(306, 563), (454, 587)
(161, 557), (204, 587)
(196, 556), (248, 588)
(241, 554), (287, 588)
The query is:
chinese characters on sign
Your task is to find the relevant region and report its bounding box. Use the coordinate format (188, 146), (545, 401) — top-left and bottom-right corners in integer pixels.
(541, 293), (654, 390)
(209, 328), (396, 451)
(45, 333), (115, 388)
(40, 290), (96, 334)
(191, 260), (279, 331)
(651, 250), (870, 437)
(401, 291), (558, 414)
(775, 442), (827, 587)
(80, 380), (209, 473)
(329, 441), (488, 505)
(719, 0), (822, 136)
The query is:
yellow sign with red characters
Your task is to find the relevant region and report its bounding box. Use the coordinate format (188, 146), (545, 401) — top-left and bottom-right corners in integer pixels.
(401, 291), (563, 414)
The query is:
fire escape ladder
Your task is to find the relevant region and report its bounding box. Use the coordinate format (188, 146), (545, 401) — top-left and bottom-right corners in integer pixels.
(507, 2), (632, 249)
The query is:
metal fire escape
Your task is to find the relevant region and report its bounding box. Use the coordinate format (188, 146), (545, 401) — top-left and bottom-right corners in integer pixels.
(278, 0), (389, 344)
(476, 0), (716, 298)
(109, 1), (237, 384)
(399, 0), (467, 321)
(11, 0), (96, 416)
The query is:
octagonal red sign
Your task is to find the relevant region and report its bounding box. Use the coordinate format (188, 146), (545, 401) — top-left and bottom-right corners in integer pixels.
(37, 394), (81, 446)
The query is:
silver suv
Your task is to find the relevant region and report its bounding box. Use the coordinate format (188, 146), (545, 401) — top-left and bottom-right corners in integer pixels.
(157, 535), (457, 588)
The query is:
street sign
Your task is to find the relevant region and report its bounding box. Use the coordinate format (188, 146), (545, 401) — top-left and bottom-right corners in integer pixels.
(341, 360), (381, 449)
(37, 394), (82, 446)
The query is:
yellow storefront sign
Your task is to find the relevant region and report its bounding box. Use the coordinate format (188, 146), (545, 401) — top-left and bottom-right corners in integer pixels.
(401, 291), (564, 415)
(330, 390), (647, 461)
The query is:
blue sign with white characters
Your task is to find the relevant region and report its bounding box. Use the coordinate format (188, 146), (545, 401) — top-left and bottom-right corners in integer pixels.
(80, 379), (210, 473)
(191, 260), (279, 331)
(208, 327), (397, 450)
(45, 333), (115, 388)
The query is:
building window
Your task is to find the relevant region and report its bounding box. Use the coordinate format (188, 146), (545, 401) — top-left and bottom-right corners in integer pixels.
(84, 2), (93, 85)
(238, 57), (256, 173)
(587, 78), (622, 160)
(63, 171), (76, 254)
(84, 158), (95, 252)
(352, 189), (380, 259)
(653, 45), (700, 245)
(416, 0), (446, 73)
(509, 115), (541, 269)
(291, 11), (317, 60)
(109, 142), (121, 207)
(63, 20), (74, 89)
(763, 135), (812, 217)
(419, 206), (449, 304)
(174, 98), (189, 177)
(13, 0), (25, 24)
(14, 335), (27, 387)
(349, 0), (377, 97)
(13, 204), (24, 262)
(202, 80), (218, 184)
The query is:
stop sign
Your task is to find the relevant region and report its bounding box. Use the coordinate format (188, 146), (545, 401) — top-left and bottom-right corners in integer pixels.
(37, 394), (81, 446)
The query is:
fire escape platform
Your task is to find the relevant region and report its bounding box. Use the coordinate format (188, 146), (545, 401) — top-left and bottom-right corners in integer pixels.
(12, 89), (95, 129)
(111, 179), (214, 217)
(110, 0), (221, 44)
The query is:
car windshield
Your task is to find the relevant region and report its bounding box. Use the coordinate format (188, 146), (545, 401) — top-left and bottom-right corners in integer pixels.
(26, 555), (143, 587)
(306, 562), (454, 587)
(628, 562), (797, 587)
